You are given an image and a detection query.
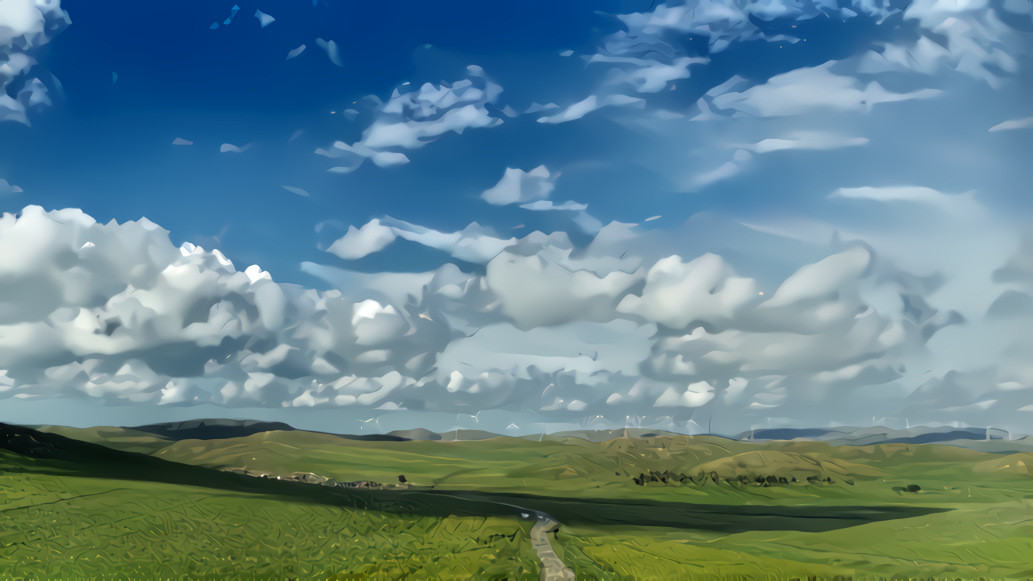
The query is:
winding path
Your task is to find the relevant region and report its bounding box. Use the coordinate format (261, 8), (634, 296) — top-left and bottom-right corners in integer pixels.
(527, 512), (576, 581)
(425, 492), (576, 578)
(222, 469), (578, 577)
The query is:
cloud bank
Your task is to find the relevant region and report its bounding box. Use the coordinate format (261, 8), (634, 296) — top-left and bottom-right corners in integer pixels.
(7, 204), (1025, 434)
(0, 0), (70, 125)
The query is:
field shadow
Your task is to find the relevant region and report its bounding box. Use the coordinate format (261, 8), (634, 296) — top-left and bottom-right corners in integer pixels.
(339, 488), (948, 533)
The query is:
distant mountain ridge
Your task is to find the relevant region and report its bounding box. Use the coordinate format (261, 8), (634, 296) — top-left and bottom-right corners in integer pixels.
(130, 419), (297, 441)
(130, 419), (407, 442)
(388, 428), (502, 441)
(735, 426), (1033, 453)
(114, 418), (1033, 453)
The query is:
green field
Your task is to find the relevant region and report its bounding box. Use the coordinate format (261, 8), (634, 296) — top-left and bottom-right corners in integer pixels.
(0, 426), (538, 579)
(5, 422), (1033, 578)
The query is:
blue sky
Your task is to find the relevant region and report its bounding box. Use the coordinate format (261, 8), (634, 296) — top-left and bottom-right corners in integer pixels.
(0, 0), (1031, 435)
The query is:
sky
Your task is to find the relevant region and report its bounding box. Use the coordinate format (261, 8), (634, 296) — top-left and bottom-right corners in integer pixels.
(0, 0), (1031, 436)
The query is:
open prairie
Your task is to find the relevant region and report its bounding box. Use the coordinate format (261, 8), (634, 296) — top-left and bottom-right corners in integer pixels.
(2, 422), (1030, 578)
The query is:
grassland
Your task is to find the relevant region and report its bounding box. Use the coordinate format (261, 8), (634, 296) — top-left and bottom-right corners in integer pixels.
(0, 426), (539, 579)
(10, 423), (1033, 578)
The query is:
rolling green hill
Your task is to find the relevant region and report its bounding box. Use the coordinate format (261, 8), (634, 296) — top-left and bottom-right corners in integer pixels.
(0, 423), (539, 578)
(6, 421), (1033, 578)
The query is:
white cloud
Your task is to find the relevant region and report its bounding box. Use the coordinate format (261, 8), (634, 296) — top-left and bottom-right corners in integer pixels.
(760, 246), (871, 311)
(742, 132), (869, 153)
(325, 216), (565, 265)
(481, 165), (556, 205)
(0, 177), (22, 194)
(0, 206), (448, 409)
(617, 253), (759, 329)
(254, 9), (275, 27)
(436, 319), (652, 385)
(1, 204), (1018, 432)
(326, 219), (398, 260)
(0, 0), (69, 52)
(536, 94), (644, 124)
(898, 0), (1025, 87)
(485, 245), (641, 329)
(689, 155), (751, 189)
(280, 185), (310, 198)
(604, 0), (899, 61)
(172, 137), (193, 146)
(364, 104), (497, 149)
(655, 381), (715, 408)
(707, 62), (941, 118)
(519, 200), (587, 212)
(989, 117), (1033, 132)
(613, 243), (967, 426)
(318, 66), (504, 171)
(588, 55), (708, 93)
(219, 142), (253, 153)
(523, 102), (559, 114)
(315, 38), (342, 66)
(829, 186), (982, 216)
(477, 165), (599, 232)
(0, 0), (69, 125)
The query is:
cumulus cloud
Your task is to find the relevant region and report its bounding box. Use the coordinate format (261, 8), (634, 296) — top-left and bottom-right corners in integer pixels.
(617, 253), (759, 330)
(481, 165), (556, 205)
(994, 234), (1033, 285)
(864, 0), (1028, 88)
(317, 66), (504, 172)
(0, 206), (449, 409)
(328, 216), (541, 264)
(588, 54), (708, 94)
(583, 0), (1029, 209)
(626, 246), (962, 422)
(476, 165), (599, 232)
(436, 319), (653, 387)
(326, 218), (398, 260)
(604, 0), (1027, 89)
(0, 205), (1005, 433)
(0, 0), (70, 125)
(485, 245), (641, 329)
(610, 0), (899, 56)
(898, 276), (1033, 431)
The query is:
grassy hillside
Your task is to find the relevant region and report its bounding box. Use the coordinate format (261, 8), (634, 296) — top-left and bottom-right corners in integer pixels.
(10, 422), (1033, 577)
(133, 428), (1031, 506)
(145, 427), (1033, 577)
(0, 424), (538, 578)
(553, 502), (1033, 579)
(35, 424), (173, 455)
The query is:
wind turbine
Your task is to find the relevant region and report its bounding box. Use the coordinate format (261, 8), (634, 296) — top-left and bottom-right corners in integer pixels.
(358, 416), (383, 434)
